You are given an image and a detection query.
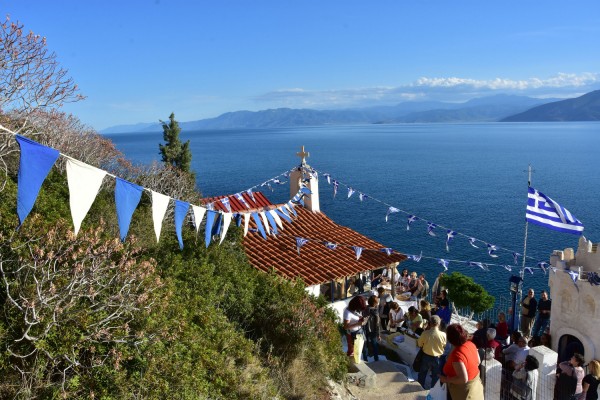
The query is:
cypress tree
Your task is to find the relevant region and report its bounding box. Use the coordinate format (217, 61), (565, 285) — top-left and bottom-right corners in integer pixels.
(159, 112), (193, 173)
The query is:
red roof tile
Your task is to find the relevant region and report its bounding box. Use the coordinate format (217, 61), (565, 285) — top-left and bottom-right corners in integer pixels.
(203, 192), (274, 212)
(243, 206), (406, 286)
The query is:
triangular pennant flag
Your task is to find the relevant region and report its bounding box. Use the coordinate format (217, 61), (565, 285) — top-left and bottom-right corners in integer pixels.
(296, 237), (309, 254)
(386, 207), (399, 222)
(234, 213), (242, 227)
(324, 242), (337, 250)
(151, 191), (171, 242)
(512, 252), (520, 265)
(251, 212), (267, 240)
(407, 215), (418, 230)
(351, 246), (363, 260)
(524, 267), (534, 275)
(15, 135), (60, 226)
(408, 252), (423, 262)
(427, 222), (437, 236)
(323, 173), (331, 184)
(269, 209), (283, 229)
(333, 180), (339, 198)
(275, 208), (292, 223)
(243, 213), (250, 236)
(272, 178), (286, 185)
(537, 261), (548, 274)
(347, 187), (355, 199)
(587, 272), (600, 286)
(235, 193), (250, 209)
(503, 265), (512, 272)
(438, 259), (449, 271)
(220, 197), (232, 213)
(219, 213), (232, 244)
(469, 261), (488, 271)
(286, 201), (297, 217)
(566, 270), (579, 285)
(259, 212), (270, 235)
(246, 189), (256, 202)
(191, 205), (207, 234)
(66, 158), (106, 235)
(446, 230), (457, 252)
(206, 202), (214, 211)
(212, 213), (222, 236)
(380, 248), (393, 256)
(299, 186), (311, 195)
(174, 200), (189, 250)
(265, 210), (278, 235)
(487, 244), (499, 258)
(205, 210), (217, 247)
(115, 178), (143, 242)
(359, 193), (368, 202)
(469, 237), (479, 248)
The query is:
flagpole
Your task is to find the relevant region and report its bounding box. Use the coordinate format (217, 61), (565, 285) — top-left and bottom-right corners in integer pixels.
(516, 164), (532, 332)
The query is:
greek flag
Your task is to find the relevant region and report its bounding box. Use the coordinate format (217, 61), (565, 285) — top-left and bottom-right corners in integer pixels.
(386, 207), (399, 222)
(352, 246), (363, 260)
(333, 180), (339, 198)
(438, 259), (449, 271)
(526, 187), (584, 235)
(468, 237), (479, 248)
(512, 252), (520, 265)
(324, 242), (338, 250)
(380, 248), (393, 256)
(408, 251), (423, 262)
(359, 192), (368, 202)
(323, 173), (331, 184)
(296, 237), (309, 254)
(503, 265), (512, 272)
(220, 197), (232, 213)
(446, 230), (456, 252)
(427, 222), (437, 236)
(407, 215), (418, 230)
(537, 261), (548, 274)
(235, 193), (250, 209)
(347, 187), (355, 199)
(525, 267), (534, 275)
(487, 244), (499, 258)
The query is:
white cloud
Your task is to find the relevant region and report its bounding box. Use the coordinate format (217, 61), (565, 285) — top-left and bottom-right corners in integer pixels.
(253, 73), (600, 109)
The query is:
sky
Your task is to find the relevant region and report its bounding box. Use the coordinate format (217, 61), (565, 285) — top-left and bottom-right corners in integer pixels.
(3, 0), (600, 130)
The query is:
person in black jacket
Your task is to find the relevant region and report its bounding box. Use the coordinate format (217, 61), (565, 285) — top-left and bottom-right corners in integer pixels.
(520, 288), (537, 339)
(532, 290), (551, 341)
(364, 295), (381, 361)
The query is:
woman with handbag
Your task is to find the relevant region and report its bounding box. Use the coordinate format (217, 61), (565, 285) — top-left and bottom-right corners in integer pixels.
(510, 355), (539, 400)
(439, 324), (484, 400)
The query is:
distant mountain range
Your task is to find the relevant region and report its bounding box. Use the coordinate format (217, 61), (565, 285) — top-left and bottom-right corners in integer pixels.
(100, 92), (600, 134)
(501, 90), (600, 122)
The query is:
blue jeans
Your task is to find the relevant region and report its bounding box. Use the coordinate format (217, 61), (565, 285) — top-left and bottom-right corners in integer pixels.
(366, 333), (379, 361)
(532, 317), (550, 338)
(418, 352), (440, 389)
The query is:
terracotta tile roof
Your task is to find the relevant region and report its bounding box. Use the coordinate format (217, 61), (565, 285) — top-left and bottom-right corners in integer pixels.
(203, 192), (274, 212)
(243, 206), (406, 286)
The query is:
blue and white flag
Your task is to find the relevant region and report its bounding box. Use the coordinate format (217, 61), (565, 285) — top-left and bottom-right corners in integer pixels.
(246, 189), (256, 202)
(351, 246), (363, 260)
(323, 173), (331, 185)
(235, 193), (250, 209)
(272, 178), (285, 185)
(347, 187), (355, 199)
(512, 252), (520, 265)
(386, 207), (400, 222)
(299, 186), (312, 195)
(408, 251), (423, 262)
(446, 230), (457, 252)
(380, 248), (393, 256)
(206, 202), (214, 211)
(220, 197), (232, 213)
(407, 215), (418, 230)
(587, 272), (600, 286)
(525, 267), (534, 275)
(487, 244), (499, 258)
(427, 222), (437, 237)
(333, 180), (339, 198)
(503, 265), (512, 272)
(537, 261), (548, 274)
(296, 237), (309, 254)
(469, 261), (489, 271)
(359, 192), (368, 202)
(324, 242), (337, 250)
(468, 237), (479, 248)
(566, 269), (579, 285)
(438, 259), (449, 271)
(526, 187), (584, 235)
(551, 267), (557, 274)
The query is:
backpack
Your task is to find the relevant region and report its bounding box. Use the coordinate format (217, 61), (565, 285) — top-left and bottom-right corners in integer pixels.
(365, 308), (379, 335)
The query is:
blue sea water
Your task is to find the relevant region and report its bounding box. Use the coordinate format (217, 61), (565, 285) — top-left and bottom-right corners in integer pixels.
(105, 122), (600, 301)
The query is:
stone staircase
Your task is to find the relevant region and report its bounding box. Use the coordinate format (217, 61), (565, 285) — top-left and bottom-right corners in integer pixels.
(346, 360), (428, 400)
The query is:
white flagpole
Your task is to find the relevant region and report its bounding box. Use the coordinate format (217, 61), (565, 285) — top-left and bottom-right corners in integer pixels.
(517, 165), (533, 330)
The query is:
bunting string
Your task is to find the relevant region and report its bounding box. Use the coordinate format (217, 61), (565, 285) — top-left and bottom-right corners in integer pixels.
(311, 166), (547, 264)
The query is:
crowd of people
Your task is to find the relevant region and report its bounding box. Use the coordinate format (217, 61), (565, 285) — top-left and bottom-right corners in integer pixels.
(343, 277), (600, 400)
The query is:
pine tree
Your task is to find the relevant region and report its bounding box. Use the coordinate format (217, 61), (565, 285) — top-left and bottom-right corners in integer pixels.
(159, 112), (193, 173)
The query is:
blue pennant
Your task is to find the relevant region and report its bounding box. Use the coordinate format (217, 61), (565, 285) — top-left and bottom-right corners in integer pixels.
(174, 200), (189, 250)
(265, 211), (278, 235)
(205, 210), (217, 247)
(351, 246), (363, 260)
(380, 248), (393, 256)
(251, 212), (267, 240)
(115, 178), (143, 242)
(15, 135), (60, 227)
(296, 237), (309, 254)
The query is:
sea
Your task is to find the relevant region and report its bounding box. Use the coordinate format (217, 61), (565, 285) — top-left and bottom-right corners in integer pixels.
(105, 122), (600, 304)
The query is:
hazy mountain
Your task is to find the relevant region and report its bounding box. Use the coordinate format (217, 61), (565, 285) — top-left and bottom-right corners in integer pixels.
(502, 90), (600, 122)
(100, 94), (559, 133)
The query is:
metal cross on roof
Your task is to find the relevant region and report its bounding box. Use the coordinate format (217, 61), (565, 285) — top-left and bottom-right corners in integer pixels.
(296, 145), (310, 165)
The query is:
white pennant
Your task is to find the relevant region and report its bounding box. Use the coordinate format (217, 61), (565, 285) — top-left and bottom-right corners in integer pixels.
(260, 211), (270, 235)
(192, 205), (207, 233)
(243, 213), (250, 236)
(269, 209), (283, 229)
(219, 213), (232, 244)
(66, 159), (107, 235)
(151, 191), (170, 242)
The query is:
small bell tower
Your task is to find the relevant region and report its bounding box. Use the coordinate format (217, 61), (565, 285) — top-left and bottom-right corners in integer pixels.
(290, 146), (320, 212)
